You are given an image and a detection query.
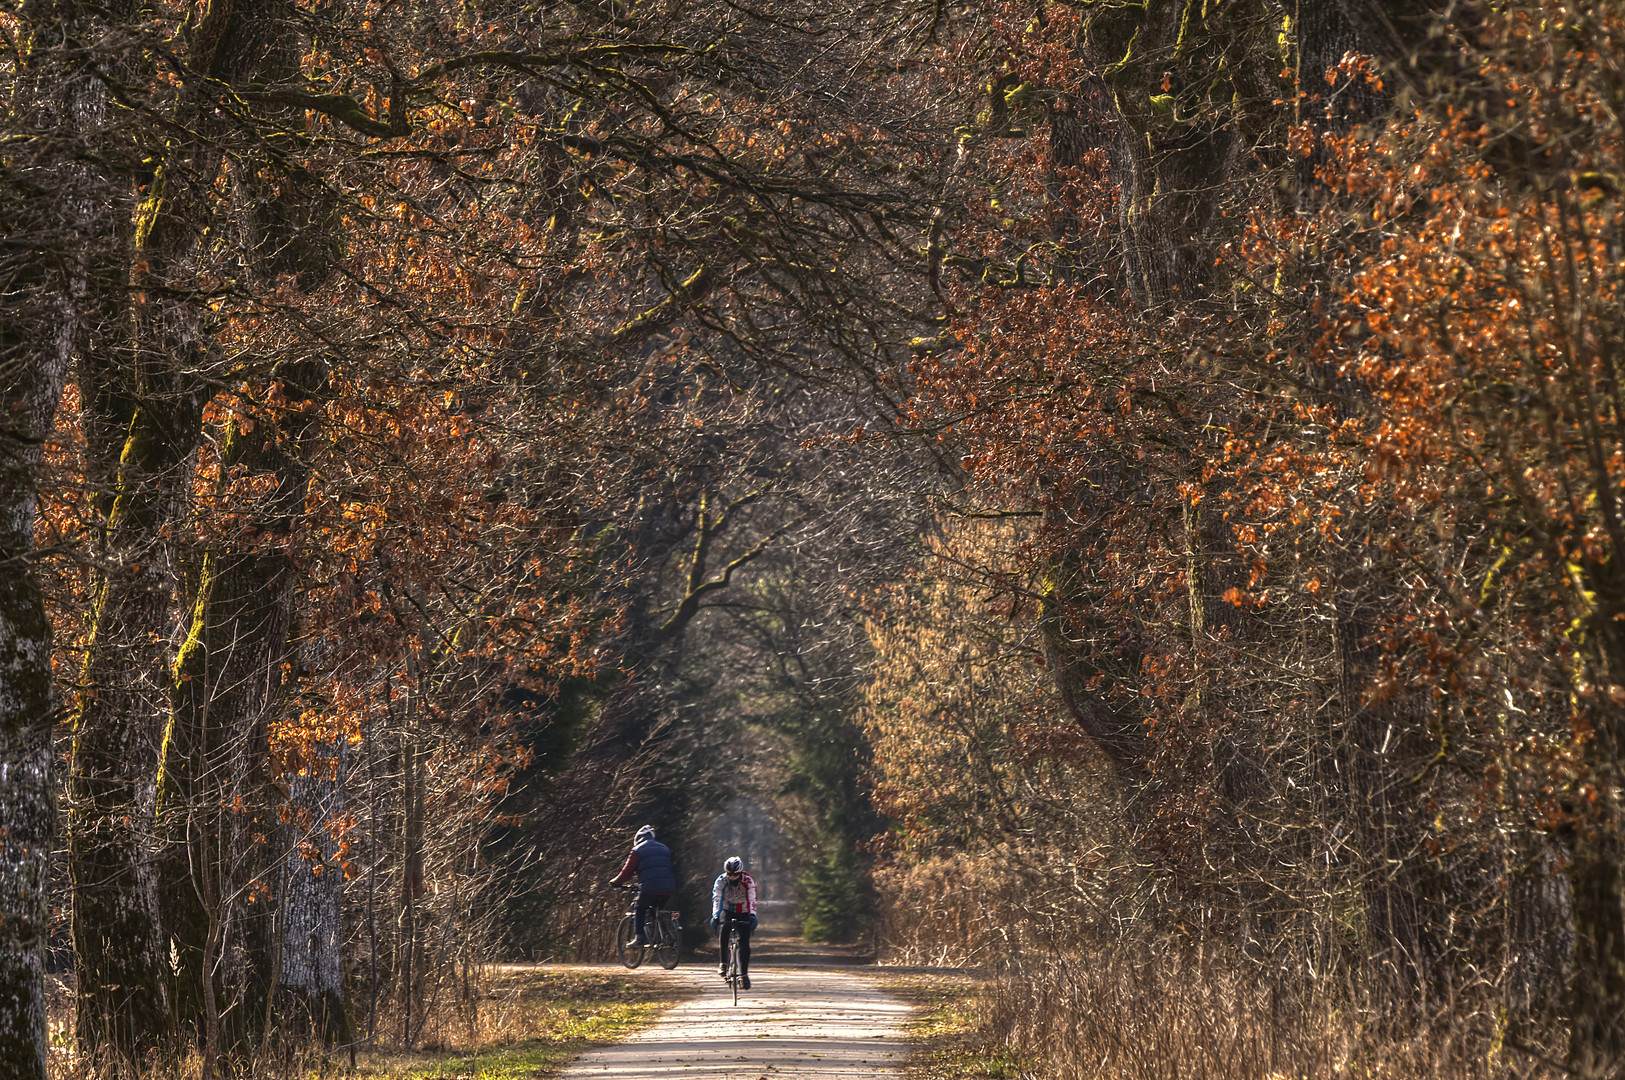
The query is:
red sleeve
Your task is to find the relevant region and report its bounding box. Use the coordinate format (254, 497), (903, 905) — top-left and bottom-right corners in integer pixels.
(611, 850), (639, 885)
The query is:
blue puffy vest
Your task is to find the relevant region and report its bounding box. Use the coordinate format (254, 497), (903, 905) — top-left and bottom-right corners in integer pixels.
(633, 839), (676, 893)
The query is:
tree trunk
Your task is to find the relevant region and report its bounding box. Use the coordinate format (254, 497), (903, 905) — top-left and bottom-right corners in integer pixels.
(1566, 635), (1625, 1076)
(0, 0), (102, 1071)
(0, 575), (62, 1080)
(131, 0), (312, 1037)
(159, 398), (310, 1052)
(1554, 550), (1625, 1073)
(0, 461), (67, 1080)
(401, 733), (425, 1046)
(55, 10), (176, 1052)
(106, 0), (244, 1038)
(277, 740), (354, 1047)
(1566, 828), (1625, 1078)
(67, 373), (192, 1062)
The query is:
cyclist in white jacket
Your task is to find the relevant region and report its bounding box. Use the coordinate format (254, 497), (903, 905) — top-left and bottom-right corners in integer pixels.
(710, 856), (757, 987)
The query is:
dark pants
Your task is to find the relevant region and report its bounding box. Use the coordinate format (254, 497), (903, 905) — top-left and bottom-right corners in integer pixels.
(719, 912), (753, 974)
(634, 891), (671, 944)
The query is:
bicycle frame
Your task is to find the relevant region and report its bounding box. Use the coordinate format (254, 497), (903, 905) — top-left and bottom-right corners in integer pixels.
(725, 925), (743, 1005)
(617, 893), (681, 970)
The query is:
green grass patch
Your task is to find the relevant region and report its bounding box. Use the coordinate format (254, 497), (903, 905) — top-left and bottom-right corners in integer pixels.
(348, 968), (694, 1080)
(882, 974), (1023, 1080)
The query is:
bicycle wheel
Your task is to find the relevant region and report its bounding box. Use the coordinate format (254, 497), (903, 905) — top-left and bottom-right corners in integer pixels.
(617, 913), (644, 969)
(656, 914), (680, 970)
(729, 930), (741, 1005)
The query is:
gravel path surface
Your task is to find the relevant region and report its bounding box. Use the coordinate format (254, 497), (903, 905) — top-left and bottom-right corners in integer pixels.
(560, 947), (912, 1080)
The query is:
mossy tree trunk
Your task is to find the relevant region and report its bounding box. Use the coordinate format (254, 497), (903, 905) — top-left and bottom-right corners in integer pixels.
(160, 363), (324, 1061)
(96, 1), (310, 1056)
(66, 241), (200, 1062)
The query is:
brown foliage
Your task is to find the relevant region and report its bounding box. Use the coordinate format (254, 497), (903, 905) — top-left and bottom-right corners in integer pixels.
(864, 1), (1625, 1076)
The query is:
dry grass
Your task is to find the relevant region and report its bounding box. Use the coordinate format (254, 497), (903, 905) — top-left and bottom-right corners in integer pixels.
(872, 852), (1572, 1080)
(984, 949), (1567, 1080)
(350, 967), (694, 1080)
(881, 973), (1022, 1080)
(47, 966), (694, 1080)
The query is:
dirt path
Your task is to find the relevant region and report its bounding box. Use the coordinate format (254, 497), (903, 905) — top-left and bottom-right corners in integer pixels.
(560, 935), (913, 1080)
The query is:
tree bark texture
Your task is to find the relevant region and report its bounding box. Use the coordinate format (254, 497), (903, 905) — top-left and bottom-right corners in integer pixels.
(1062, 0), (1270, 307)
(1565, 830), (1625, 1077)
(400, 734), (425, 1045)
(67, 340), (194, 1060)
(0, 456), (65, 1080)
(159, 404), (307, 1051)
(118, 2), (305, 1050)
(0, 0), (102, 1071)
(1566, 628), (1625, 1074)
(277, 741), (353, 1046)
(1330, 599), (1439, 991)
(0, 551), (60, 1080)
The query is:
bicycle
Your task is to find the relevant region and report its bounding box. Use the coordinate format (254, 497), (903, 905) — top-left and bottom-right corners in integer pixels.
(722, 921), (743, 1005)
(616, 894), (681, 970)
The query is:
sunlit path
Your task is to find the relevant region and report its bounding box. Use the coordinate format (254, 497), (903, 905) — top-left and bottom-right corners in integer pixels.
(561, 943), (911, 1080)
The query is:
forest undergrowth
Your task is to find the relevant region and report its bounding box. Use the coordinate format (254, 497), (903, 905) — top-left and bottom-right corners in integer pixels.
(44, 970), (688, 1080)
(884, 916), (1563, 1080)
(985, 949), (1543, 1080)
(883, 975), (1021, 1080)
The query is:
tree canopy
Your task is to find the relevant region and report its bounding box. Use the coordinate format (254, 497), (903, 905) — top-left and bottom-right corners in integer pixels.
(3, 0), (1625, 1077)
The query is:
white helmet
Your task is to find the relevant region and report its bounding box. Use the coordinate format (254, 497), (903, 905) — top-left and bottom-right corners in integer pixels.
(634, 825), (656, 844)
(724, 856), (743, 874)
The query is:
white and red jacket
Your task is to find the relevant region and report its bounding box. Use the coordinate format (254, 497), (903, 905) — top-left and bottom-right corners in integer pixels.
(711, 870), (757, 920)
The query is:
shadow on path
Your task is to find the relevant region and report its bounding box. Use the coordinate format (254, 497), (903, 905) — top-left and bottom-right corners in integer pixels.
(562, 937), (911, 1080)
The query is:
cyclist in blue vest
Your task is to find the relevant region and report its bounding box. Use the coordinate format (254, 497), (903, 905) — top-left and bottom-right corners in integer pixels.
(609, 825), (676, 947)
(710, 855), (757, 988)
